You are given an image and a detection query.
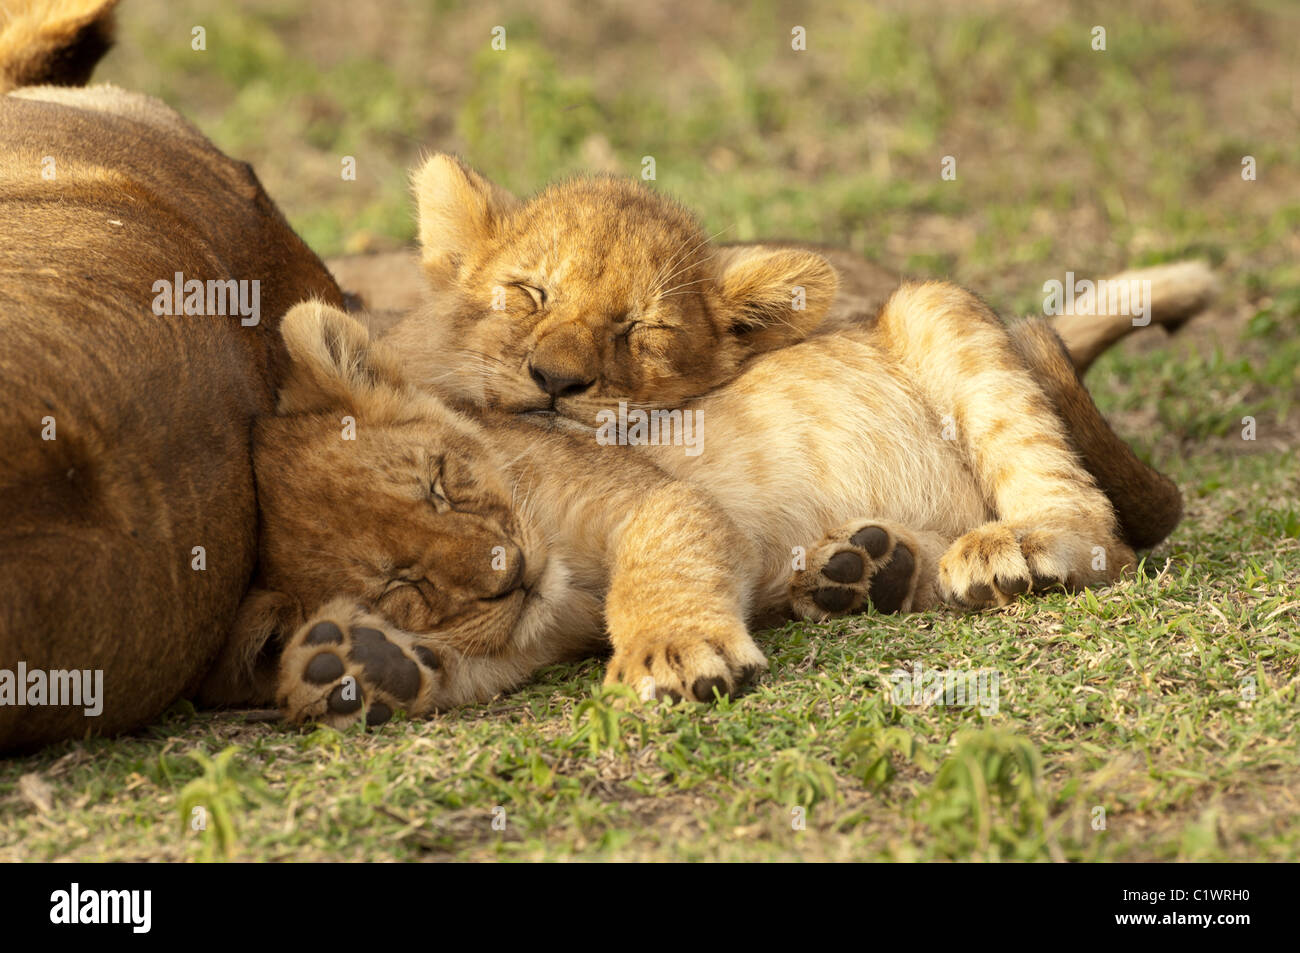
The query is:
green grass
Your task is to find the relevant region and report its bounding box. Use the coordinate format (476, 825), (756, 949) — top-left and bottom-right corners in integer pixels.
(2, 0), (1297, 861)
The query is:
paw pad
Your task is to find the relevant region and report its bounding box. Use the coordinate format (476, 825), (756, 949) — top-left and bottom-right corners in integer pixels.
(349, 627), (422, 700)
(797, 521), (919, 619)
(304, 653), (344, 684)
(304, 621), (344, 645)
(280, 618), (444, 727)
(849, 525), (890, 558)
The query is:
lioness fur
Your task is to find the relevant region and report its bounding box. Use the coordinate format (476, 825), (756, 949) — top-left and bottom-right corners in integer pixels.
(0, 0), (344, 751)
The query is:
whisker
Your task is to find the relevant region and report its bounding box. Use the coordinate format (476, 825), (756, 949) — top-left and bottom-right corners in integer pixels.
(658, 272), (717, 297)
(651, 224), (733, 297)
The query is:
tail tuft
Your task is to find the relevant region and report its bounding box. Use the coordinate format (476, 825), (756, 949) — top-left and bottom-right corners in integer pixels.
(0, 0), (119, 94)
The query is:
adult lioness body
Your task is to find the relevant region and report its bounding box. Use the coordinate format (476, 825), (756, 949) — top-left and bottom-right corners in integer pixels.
(0, 1), (343, 750)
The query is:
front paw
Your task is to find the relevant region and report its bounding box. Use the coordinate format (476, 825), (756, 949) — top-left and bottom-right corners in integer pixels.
(277, 600), (446, 727)
(938, 522), (1133, 607)
(605, 626), (766, 703)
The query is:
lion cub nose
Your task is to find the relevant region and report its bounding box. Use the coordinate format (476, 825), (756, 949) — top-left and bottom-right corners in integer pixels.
(528, 363), (595, 398)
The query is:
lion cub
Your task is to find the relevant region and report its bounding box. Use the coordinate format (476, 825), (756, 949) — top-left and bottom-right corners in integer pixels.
(230, 292), (1156, 726)
(386, 157), (1184, 615)
(212, 302), (768, 724)
(230, 165), (1192, 725)
(387, 157), (841, 417)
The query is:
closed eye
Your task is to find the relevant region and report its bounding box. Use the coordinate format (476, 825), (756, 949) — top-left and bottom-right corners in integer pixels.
(619, 322), (682, 342)
(427, 471), (450, 512)
(382, 573), (438, 598)
(513, 283), (547, 310)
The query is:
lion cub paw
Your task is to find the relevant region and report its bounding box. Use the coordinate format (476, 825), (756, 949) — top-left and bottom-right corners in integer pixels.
(278, 601), (445, 728)
(938, 522), (1132, 608)
(791, 520), (923, 621)
(605, 627), (766, 704)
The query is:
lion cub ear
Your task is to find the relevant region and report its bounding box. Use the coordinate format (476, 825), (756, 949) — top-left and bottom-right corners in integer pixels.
(276, 300), (409, 414)
(412, 154), (519, 286)
(715, 247), (838, 353)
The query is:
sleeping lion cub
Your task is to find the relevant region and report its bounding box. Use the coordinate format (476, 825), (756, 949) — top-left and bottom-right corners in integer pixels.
(385, 156), (1195, 608)
(389, 154), (1216, 413)
(207, 303), (770, 722)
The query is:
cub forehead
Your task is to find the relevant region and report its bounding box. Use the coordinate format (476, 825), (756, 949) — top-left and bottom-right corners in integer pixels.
(501, 177), (708, 263)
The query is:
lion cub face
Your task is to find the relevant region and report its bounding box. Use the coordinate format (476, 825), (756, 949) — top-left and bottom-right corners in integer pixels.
(405, 155), (838, 418)
(243, 303), (551, 659)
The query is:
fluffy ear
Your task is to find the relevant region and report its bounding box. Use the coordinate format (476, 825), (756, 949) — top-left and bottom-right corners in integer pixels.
(276, 299), (410, 415)
(715, 247), (838, 352)
(197, 587), (302, 707)
(412, 153), (518, 285)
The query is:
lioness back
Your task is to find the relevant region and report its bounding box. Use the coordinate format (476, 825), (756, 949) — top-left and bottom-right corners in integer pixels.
(0, 75), (342, 748)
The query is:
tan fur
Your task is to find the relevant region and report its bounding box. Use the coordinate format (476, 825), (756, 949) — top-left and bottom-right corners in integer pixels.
(241, 287), (1139, 725)
(237, 166), (1211, 725)
(392, 161), (1195, 564)
(228, 302), (765, 721)
(1006, 319), (1184, 549)
(0, 3), (344, 751)
(391, 155), (1214, 420)
(1050, 261), (1218, 374)
(390, 154), (838, 412)
(604, 285), (1136, 614)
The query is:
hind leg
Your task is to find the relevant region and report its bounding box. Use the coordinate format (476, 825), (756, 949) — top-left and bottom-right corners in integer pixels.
(1007, 318), (1182, 550)
(876, 283), (1132, 608)
(791, 519), (947, 621)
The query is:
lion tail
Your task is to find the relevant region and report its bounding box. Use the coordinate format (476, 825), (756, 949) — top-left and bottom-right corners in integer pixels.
(1050, 260), (1219, 375)
(0, 0), (119, 94)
